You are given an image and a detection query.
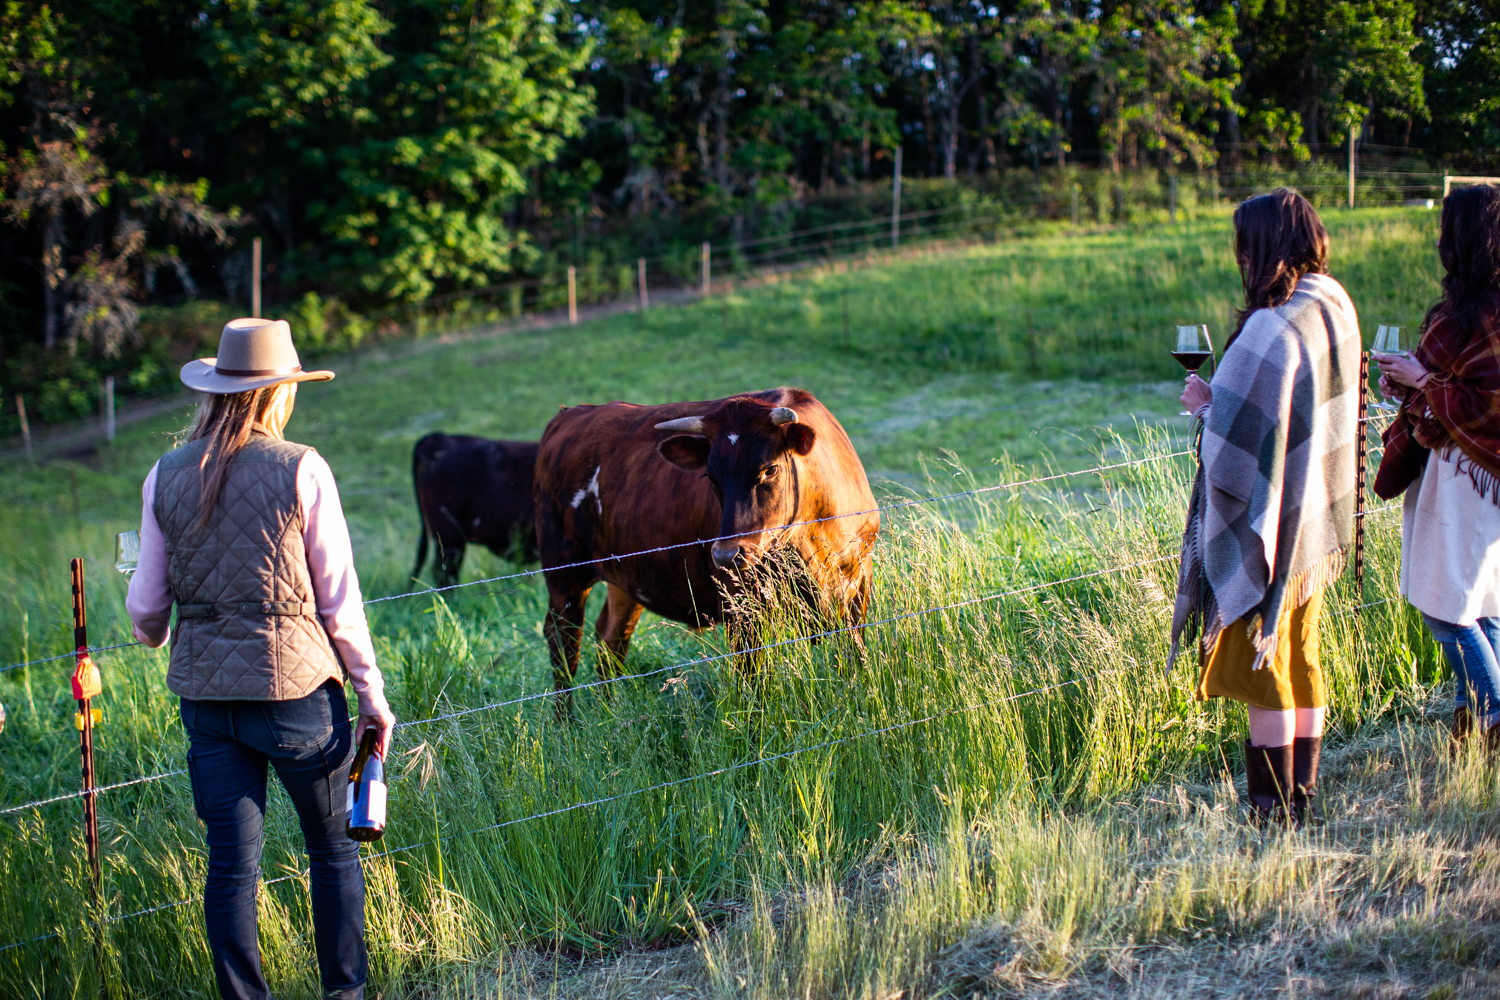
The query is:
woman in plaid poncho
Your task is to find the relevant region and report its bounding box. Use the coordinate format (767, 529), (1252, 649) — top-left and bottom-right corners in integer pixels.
(1174, 189), (1362, 826)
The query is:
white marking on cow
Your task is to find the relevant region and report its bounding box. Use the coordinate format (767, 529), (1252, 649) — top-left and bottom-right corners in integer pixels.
(570, 466), (603, 514)
(727, 433), (739, 445)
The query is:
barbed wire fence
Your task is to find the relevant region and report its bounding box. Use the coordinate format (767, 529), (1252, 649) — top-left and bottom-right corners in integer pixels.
(0, 394), (1410, 959)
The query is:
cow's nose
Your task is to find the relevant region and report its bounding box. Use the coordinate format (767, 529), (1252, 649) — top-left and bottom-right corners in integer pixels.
(711, 543), (741, 567)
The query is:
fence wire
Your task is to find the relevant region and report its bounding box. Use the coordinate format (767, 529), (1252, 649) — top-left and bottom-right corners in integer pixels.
(0, 449), (1193, 674)
(0, 548), (1176, 818)
(0, 612), (1131, 953)
(0, 482), (1418, 950)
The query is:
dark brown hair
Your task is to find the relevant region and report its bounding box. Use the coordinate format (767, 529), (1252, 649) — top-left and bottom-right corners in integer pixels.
(1228, 188), (1330, 348)
(182, 382), (297, 532)
(1424, 183), (1500, 343)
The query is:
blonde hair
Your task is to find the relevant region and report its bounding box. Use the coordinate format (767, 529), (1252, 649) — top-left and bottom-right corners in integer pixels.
(181, 382), (298, 530)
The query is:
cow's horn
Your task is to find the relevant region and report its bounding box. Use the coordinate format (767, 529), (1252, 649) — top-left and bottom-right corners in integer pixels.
(769, 406), (798, 426)
(655, 415), (707, 434)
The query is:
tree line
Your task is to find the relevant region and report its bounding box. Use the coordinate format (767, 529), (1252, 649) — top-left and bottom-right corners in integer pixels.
(0, 0), (1494, 422)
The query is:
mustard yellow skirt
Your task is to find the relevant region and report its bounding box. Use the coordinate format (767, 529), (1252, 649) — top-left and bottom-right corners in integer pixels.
(1196, 588), (1325, 711)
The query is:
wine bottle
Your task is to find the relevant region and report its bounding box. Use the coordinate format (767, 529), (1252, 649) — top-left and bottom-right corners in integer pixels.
(346, 729), (386, 842)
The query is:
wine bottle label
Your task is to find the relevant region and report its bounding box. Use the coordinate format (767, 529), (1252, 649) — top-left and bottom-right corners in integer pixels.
(366, 780), (387, 826)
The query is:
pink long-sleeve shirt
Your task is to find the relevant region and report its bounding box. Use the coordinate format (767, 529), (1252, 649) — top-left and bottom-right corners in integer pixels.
(126, 449), (390, 719)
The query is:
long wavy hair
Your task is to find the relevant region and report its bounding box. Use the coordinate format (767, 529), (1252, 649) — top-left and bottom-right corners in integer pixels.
(1228, 188), (1330, 349)
(180, 382), (297, 531)
(1424, 184), (1500, 344)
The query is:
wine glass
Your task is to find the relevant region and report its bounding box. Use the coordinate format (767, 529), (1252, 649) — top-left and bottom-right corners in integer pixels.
(1369, 324), (1409, 412)
(1171, 324), (1214, 416)
(114, 530), (140, 578)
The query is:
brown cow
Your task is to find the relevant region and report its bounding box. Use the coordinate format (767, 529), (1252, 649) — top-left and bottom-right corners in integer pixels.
(534, 387), (878, 708)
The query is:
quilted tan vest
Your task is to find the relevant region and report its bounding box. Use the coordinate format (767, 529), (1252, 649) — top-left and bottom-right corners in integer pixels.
(154, 432), (344, 701)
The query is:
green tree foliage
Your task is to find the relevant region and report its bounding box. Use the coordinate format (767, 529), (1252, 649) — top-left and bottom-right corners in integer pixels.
(1232, 0), (1427, 148)
(0, 0), (1494, 400)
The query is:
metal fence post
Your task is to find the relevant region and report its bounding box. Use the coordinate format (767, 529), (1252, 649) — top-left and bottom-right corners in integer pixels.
(70, 558), (104, 966)
(891, 146), (902, 249)
(1169, 175), (1178, 224)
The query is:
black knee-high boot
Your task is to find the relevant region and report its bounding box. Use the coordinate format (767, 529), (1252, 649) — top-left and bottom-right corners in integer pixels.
(1292, 736), (1321, 826)
(1244, 739), (1294, 825)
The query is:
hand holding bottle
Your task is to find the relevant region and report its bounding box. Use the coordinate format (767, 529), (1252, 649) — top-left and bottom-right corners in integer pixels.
(356, 704), (395, 759)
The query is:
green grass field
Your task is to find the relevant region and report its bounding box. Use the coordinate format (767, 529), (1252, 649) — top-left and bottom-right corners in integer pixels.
(6, 207), (1496, 998)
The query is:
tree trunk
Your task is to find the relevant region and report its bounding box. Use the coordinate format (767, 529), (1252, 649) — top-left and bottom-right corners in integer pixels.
(42, 212), (63, 351)
(944, 79), (959, 180)
(921, 75), (937, 176)
(698, 109), (712, 182)
(714, 2), (730, 191)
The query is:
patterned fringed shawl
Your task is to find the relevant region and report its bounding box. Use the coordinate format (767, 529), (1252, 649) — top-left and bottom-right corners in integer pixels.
(1169, 273), (1362, 671)
(1375, 304), (1500, 505)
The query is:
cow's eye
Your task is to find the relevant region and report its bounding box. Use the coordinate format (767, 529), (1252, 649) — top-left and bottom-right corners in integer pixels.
(760, 465), (779, 481)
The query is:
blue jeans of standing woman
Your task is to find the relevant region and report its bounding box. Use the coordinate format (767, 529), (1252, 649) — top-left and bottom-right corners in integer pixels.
(181, 680), (367, 1000)
(1422, 614), (1500, 728)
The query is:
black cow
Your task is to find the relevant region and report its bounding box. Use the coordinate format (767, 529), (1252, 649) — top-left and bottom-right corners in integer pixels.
(412, 433), (540, 586)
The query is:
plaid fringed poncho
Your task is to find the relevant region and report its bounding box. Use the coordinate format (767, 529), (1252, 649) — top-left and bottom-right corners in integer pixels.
(1169, 272), (1363, 671)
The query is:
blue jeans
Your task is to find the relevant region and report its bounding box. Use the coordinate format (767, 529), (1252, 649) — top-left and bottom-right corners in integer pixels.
(1422, 614), (1500, 728)
(181, 681), (366, 1000)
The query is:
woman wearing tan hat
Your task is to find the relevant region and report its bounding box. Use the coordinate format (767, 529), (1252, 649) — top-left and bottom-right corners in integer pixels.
(126, 317), (395, 1000)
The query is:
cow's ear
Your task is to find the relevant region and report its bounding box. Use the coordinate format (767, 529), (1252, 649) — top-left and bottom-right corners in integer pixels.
(658, 435), (711, 469)
(784, 423), (816, 456)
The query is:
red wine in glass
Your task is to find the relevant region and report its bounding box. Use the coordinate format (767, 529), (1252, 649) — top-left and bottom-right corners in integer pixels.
(1171, 350), (1213, 372)
(1173, 325), (1214, 416)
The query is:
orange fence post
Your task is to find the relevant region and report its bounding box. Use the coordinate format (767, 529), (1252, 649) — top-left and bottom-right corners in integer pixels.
(70, 559), (104, 950)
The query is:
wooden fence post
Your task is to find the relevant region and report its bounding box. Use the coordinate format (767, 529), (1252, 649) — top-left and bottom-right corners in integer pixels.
(251, 237), (262, 318)
(567, 266), (577, 326)
(16, 394), (32, 463)
(891, 146), (902, 249)
(1348, 125), (1357, 210)
(701, 242), (711, 297)
(637, 258), (648, 311)
(102, 376), (115, 443)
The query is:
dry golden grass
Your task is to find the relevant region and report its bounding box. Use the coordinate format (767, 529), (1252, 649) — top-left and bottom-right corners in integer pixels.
(421, 701), (1500, 1000)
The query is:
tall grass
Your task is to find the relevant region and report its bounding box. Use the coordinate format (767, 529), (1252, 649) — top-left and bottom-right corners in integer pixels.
(0, 425), (1434, 996)
(0, 207), (1456, 995)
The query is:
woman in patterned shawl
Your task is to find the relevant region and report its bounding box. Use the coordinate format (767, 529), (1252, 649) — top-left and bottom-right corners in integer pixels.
(1374, 184), (1500, 753)
(1174, 188), (1362, 826)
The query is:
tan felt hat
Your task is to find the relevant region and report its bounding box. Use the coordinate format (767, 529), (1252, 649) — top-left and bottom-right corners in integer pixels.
(180, 318), (334, 394)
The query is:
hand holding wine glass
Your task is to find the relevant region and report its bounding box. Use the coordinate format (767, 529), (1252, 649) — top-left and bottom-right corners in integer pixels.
(1370, 325), (1429, 410)
(1172, 325), (1214, 416)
